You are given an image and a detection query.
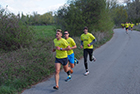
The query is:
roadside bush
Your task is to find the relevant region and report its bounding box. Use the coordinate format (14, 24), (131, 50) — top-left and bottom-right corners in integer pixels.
(0, 12), (33, 51)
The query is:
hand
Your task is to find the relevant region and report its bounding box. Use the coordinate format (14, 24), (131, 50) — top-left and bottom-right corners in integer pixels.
(52, 49), (56, 52)
(88, 44), (91, 47)
(56, 46), (60, 50)
(81, 45), (83, 49)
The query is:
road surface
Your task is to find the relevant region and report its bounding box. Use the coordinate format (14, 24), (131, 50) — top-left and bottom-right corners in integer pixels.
(22, 29), (140, 94)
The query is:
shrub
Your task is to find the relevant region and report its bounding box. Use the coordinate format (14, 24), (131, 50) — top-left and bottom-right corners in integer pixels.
(0, 12), (34, 51)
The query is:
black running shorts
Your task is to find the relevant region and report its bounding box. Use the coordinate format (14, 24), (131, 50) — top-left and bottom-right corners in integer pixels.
(55, 57), (68, 66)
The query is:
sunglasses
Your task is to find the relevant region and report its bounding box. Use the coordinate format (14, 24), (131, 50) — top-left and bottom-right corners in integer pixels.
(64, 33), (68, 35)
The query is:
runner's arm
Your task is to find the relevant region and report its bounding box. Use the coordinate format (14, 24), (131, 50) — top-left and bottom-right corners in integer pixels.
(90, 39), (96, 45)
(80, 41), (83, 48)
(70, 39), (77, 50)
(56, 46), (71, 51)
(88, 34), (96, 46)
(81, 41), (83, 46)
(70, 45), (77, 50)
(65, 45), (71, 51)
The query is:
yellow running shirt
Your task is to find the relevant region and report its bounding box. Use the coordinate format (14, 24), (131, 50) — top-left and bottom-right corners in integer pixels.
(81, 33), (95, 49)
(66, 37), (76, 55)
(125, 23), (129, 28)
(54, 38), (69, 59)
(121, 23), (124, 26)
(131, 24), (134, 27)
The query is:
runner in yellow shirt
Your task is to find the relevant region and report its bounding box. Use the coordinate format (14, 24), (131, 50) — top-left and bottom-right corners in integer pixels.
(81, 26), (96, 76)
(125, 22), (129, 34)
(64, 30), (77, 82)
(52, 29), (73, 90)
(130, 22), (134, 31)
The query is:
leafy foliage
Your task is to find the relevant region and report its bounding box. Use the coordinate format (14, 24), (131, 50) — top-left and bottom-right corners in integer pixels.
(110, 5), (128, 25)
(126, 0), (140, 23)
(56, 0), (114, 36)
(108, 0), (140, 25)
(0, 12), (33, 51)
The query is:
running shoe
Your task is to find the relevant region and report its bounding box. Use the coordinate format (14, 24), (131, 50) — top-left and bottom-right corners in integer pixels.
(74, 58), (79, 65)
(77, 60), (79, 64)
(74, 59), (77, 66)
(92, 56), (96, 62)
(65, 76), (72, 82)
(84, 71), (89, 76)
(53, 85), (59, 90)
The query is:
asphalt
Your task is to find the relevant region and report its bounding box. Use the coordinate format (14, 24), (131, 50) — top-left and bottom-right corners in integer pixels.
(22, 29), (140, 94)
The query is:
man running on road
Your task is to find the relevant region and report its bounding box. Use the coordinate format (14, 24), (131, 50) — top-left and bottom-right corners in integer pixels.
(125, 22), (129, 34)
(130, 22), (134, 31)
(52, 29), (73, 90)
(64, 30), (77, 81)
(80, 26), (96, 76)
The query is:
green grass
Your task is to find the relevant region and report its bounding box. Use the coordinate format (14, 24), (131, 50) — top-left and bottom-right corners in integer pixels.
(0, 85), (16, 94)
(0, 25), (114, 94)
(31, 25), (56, 39)
(0, 25), (56, 94)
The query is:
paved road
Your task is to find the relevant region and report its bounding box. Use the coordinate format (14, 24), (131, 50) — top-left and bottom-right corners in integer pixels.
(22, 29), (140, 94)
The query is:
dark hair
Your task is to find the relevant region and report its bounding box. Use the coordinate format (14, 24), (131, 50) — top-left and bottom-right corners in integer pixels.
(64, 30), (69, 33)
(83, 26), (88, 30)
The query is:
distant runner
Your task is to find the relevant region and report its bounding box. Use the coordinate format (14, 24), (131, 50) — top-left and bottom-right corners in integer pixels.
(52, 29), (73, 90)
(125, 22), (129, 34)
(130, 22), (134, 31)
(81, 26), (96, 76)
(64, 30), (77, 82)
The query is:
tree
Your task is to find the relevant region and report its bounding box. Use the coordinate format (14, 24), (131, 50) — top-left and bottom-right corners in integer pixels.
(112, 6), (128, 25)
(40, 12), (54, 25)
(56, 0), (114, 36)
(126, 0), (140, 22)
(0, 8), (33, 51)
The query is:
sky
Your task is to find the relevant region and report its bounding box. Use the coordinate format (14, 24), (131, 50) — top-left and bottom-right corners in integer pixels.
(0, 0), (124, 15)
(0, 0), (67, 15)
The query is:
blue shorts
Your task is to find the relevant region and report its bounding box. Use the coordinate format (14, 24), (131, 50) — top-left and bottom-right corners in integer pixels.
(68, 53), (74, 64)
(55, 57), (68, 66)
